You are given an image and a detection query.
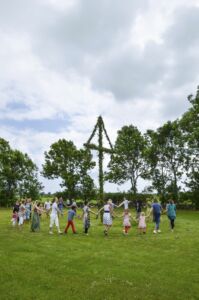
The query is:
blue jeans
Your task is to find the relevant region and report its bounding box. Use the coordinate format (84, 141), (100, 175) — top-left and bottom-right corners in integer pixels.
(153, 213), (161, 230)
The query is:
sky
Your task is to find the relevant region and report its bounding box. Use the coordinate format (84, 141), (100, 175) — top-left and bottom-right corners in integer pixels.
(0, 0), (199, 193)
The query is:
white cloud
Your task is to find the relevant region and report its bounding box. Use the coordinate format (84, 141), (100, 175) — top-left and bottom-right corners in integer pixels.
(0, 0), (199, 193)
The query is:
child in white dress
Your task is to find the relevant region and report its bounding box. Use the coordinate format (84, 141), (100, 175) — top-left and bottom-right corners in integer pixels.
(82, 201), (97, 235)
(11, 211), (18, 226)
(138, 212), (148, 234)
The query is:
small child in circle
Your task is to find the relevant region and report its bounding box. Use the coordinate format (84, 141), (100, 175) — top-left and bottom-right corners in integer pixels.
(138, 212), (148, 234)
(18, 201), (26, 227)
(82, 201), (97, 235)
(11, 211), (18, 226)
(64, 206), (77, 234)
(123, 209), (131, 235)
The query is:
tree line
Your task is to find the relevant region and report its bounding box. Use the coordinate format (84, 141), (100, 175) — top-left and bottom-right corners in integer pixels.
(0, 87), (198, 207)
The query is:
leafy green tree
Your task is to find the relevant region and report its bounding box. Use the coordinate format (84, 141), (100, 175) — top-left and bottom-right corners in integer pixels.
(144, 130), (171, 201)
(0, 138), (42, 205)
(43, 139), (95, 199)
(106, 125), (147, 195)
(145, 121), (187, 202)
(180, 86), (199, 208)
(77, 175), (97, 200)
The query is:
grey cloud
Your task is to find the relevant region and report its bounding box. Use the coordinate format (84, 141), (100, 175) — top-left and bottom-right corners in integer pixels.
(165, 7), (199, 50)
(33, 0), (148, 70)
(0, 0), (199, 116)
(91, 42), (168, 100)
(163, 7), (199, 89)
(91, 6), (199, 101)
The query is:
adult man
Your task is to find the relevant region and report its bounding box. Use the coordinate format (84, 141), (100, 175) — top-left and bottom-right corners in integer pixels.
(118, 197), (131, 210)
(135, 199), (142, 219)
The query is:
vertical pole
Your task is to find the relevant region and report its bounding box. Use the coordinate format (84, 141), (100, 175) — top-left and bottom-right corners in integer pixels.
(98, 116), (104, 205)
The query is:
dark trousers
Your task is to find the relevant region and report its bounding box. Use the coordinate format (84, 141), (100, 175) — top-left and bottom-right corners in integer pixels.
(169, 217), (175, 229)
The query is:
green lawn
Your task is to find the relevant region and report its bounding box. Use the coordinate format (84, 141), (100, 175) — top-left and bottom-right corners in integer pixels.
(0, 209), (199, 300)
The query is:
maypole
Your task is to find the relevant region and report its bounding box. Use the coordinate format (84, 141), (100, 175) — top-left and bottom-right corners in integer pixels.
(84, 116), (113, 204)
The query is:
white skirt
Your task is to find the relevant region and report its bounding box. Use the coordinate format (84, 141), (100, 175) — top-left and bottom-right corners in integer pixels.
(103, 212), (112, 225)
(50, 214), (59, 227)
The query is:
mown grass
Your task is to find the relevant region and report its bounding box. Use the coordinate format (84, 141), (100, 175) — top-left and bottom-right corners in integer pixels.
(0, 209), (199, 300)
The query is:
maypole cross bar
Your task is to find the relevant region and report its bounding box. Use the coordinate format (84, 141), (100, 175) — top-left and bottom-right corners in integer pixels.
(84, 116), (113, 204)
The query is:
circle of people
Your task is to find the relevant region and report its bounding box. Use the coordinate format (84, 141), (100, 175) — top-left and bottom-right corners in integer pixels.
(11, 197), (177, 236)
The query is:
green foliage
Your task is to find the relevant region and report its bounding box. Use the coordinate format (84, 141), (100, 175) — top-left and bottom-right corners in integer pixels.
(104, 192), (154, 204)
(43, 139), (95, 199)
(180, 86), (199, 208)
(85, 116), (113, 203)
(107, 125), (147, 195)
(0, 138), (42, 205)
(145, 120), (187, 202)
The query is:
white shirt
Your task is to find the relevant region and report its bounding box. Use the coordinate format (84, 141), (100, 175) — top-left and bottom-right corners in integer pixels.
(104, 204), (111, 212)
(124, 199), (130, 210)
(83, 205), (90, 219)
(51, 202), (58, 216)
(45, 201), (51, 210)
(18, 204), (25, 217)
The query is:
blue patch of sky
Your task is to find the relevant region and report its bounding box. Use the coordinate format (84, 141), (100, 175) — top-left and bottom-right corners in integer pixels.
(0, 118), (70, 132)
(5, 101), (29, 110)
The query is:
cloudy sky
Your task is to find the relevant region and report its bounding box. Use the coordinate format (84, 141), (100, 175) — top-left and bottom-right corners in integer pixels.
(0, 0), (199, 193)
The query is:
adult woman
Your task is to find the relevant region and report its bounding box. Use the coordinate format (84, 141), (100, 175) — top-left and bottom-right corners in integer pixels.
(150, 199), (162, 234)
(31, 201), (43, 232)
(166, 200), (176, 232)
(98, 199), (113, 236)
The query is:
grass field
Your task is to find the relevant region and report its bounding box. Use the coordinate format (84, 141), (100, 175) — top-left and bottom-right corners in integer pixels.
(0, 209), (199, 300)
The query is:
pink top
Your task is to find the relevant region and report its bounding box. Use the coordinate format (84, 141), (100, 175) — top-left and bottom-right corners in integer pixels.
(138, 215), (146, 228)
(123, 213), (131, 227)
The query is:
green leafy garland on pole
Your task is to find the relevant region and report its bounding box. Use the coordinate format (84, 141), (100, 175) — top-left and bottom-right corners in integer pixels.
(84, 116), (113, 205)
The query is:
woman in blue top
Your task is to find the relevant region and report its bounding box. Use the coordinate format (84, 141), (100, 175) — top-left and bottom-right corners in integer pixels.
(150, 199), (162, 234)
(166, 200), (176, 232)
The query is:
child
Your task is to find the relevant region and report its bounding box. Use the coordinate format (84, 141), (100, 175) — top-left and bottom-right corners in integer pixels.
(18, 201), (26, 227)
(49, 198), (62, 234)
(64, 206), (77, 234)
(11, 211), (18, 226)
(25, 200), (31, 221)
(123, 209), (131, 235)
(82, 201), (97, 235)
(138, 212), (148, 234)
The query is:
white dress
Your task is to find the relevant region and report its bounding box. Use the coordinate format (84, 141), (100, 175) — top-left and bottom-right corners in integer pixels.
(138, 216), (146, 228)
(103, 204), (112, 225)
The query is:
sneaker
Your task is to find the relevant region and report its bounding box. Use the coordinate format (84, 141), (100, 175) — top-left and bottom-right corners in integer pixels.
(153, 230), (157, 234)
(157, 230), (161, 233)
(58, 231), (63, 234)
(49, 231), (53, 235)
